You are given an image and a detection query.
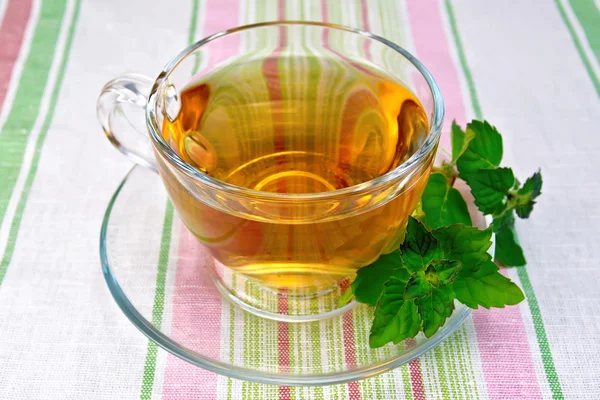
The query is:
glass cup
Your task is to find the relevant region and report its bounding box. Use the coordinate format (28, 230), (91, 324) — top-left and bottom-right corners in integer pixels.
(97, 22), (443, 321)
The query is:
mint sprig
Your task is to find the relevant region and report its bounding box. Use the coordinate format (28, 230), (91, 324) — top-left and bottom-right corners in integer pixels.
(353, 217), (524, 347)
(341, 119), (541, 348)
(432, 120), (542, 266)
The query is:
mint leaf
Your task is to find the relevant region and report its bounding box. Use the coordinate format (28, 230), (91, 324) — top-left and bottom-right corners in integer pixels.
(465, 167), (515, 215)
(399, 217), (444, 273)
(451, 120), (475, 163)
(515, 202), (534, 220)
(351, 251), (409, 306)
(514, 170), (543, 219)
(452, 260), (525, 309)
(411, 201), (426, 223)
(493, 213), (526, 266)
(422, 173), (472, 229)
(370, 277), (421, 348)
(518, 170), (542, 198)
(495, 228), (526, 266)
(431, 259), (462, 285)
(492, 209), (514, 232)
(338, 285), (355, 307)
(416, 285), (455, 338)
(432, 225), (493, 274)
(404, 272), (433, 300)
(456, 121), (503, 176)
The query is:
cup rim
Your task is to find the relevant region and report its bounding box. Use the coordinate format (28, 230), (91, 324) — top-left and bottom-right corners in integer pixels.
(146, 21), (444, 201)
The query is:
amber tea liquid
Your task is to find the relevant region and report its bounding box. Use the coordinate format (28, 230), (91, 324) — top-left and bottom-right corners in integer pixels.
(159, 55), (431, 289)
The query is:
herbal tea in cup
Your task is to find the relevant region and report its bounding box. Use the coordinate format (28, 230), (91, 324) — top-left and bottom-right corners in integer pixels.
(97, 22), (443, 319)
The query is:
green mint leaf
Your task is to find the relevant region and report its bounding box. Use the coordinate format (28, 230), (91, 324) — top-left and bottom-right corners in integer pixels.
(424, 263), (441, 287)
(515, 202), (534, 220)
(404, 272), (433, 300)
(399, 217), (444, 273)
(492, 210), (513, 233)
(451, 120), (475, 163)
(422, 173), (472, 229)
(431, 259), (462, 285)
(411, 201), (426, 223)
(465, 167), (515, 215)
(338, 285), (355, 307)
(518, 170), (543, 198)
(456, 121), (503, 176)
(432, 224), (493, 274)
(370, 277), (422, 348)
(514, 170), (543, 219)
(416, 285), (455, 338)
(452, 260), (525, 309)
(493, 213), (526, 266)
(351, 251), (410, 306)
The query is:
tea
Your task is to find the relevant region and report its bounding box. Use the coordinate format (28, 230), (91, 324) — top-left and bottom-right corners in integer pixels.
(159, 55), (431, 289)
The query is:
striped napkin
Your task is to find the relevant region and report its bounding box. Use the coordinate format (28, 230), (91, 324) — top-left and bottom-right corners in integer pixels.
(1, 0), (599, 399)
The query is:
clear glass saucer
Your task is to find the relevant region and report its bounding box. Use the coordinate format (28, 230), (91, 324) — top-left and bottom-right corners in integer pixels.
(100, 166), (472, 386)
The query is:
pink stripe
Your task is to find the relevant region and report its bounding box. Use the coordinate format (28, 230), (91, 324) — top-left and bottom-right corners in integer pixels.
(271, 3), (294, 399)
(471, 269), (543, 399)
(278, 297), (291, 400)
(359, 0), (372, 60)
(0, 0), (33, 112)
(279, 385), (291, 400)
(162, 228), (222, 399)
(162, 1), (240, 398)
(409, 360), (426, 400)
(342, 313), (357, 369)
(277, 296), (290, 373)
(406, 339), (426, 399)
(405, 0), (468, 151)
(405, 1), (543, 398)
(342, 312), (360, 400)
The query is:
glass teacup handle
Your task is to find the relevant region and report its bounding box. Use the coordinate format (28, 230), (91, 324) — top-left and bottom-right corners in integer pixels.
(97, 73), (157, 171)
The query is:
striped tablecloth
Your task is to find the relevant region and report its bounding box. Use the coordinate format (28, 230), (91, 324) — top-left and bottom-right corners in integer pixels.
(1, 0), (599, 399)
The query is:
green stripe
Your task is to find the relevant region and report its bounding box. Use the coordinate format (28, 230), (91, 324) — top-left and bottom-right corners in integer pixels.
(0, 0), (68, 229)
(516, 267), (564, 399)
(568, 0), (600, 63)
(447, 326), (478, 399)
(0, 0), (79, 289)
(188, 0), (201, 73)
(554, 0), (600, 95)
(442, 336), (460, 397)
(459, 325), (482, 399)
(327, 300), (344, 399)
(433, 346), (450, 399)
(242, 281), (251, 400)
(443, 0), (483, 119)
(227, 275), (237, 400)
(140, 202), (174, 400)
(444, 1), (565, 399)
(138, 0), (200, 397)
(400, 364), (414, 400)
